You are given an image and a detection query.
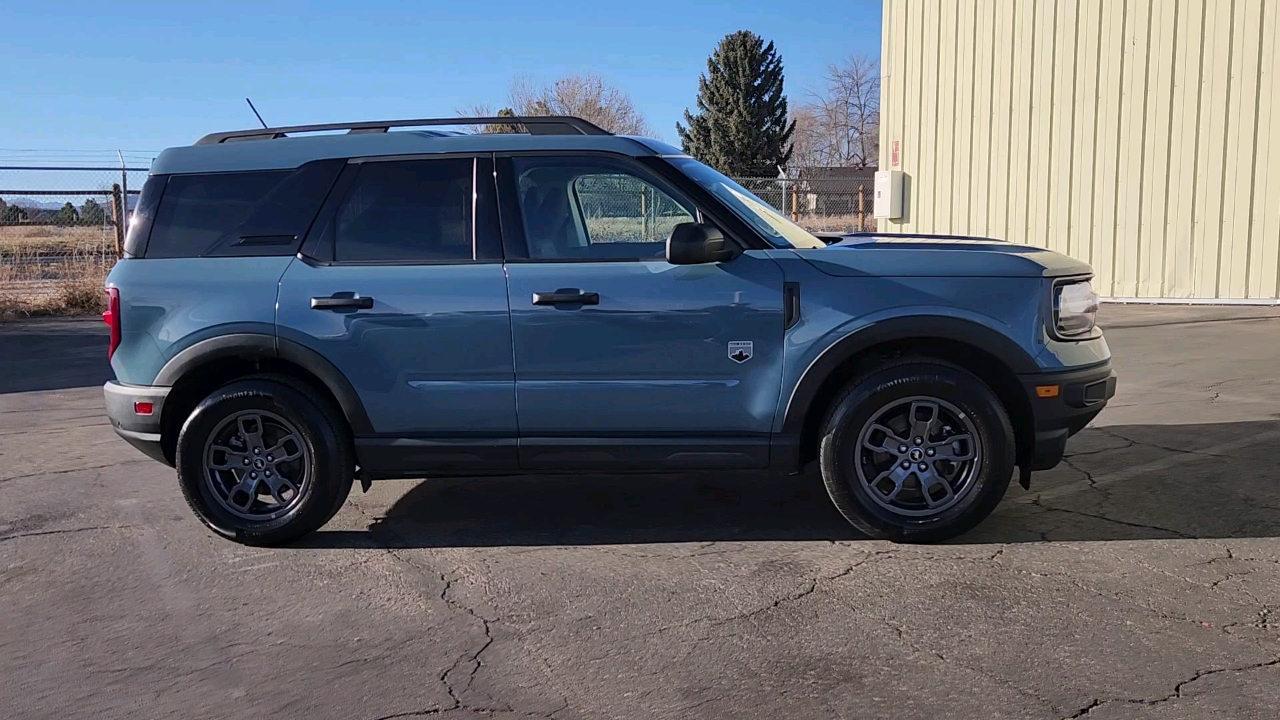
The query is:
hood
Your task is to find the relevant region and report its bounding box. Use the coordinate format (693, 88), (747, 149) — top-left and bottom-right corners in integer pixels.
(799, 235), (1094, 278)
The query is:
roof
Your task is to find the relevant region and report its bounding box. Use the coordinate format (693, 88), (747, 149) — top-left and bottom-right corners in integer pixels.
(150, 121), (676, 175)
(794, 166), (877, 179)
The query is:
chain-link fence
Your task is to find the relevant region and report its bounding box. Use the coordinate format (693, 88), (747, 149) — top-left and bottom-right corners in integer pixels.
(0, 166), (148, 317)
(575, 174), (697, 243)
(732, 175), (876, 234)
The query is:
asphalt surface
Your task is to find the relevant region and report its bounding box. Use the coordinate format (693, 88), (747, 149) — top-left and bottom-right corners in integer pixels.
(1, 306), (1278, 719)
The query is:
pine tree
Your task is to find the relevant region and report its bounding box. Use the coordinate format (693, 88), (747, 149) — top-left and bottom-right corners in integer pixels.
(81, 198), (106, 224)
(54, 202), (80, 226)
(677, 31), (795, 176)
(1, 202), (27, 224)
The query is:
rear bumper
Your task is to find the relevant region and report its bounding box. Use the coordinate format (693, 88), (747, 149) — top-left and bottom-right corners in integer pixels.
(1018, 361), (1117, 471)
(104, 381), (172, 466)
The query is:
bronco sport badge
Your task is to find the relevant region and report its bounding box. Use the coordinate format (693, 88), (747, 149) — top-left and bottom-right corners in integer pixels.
(728, 341), (753, 363)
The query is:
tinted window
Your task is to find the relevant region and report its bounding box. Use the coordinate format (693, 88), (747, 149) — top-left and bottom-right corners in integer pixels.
(334, 159), (474, 263)
(123, 174), (166, 258)
(205, 159), (345, 257)
(514, 157), (694, 261)
(145, 171), (289, 258)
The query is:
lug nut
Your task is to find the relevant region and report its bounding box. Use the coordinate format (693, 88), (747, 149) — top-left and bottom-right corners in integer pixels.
(898, 445), (908, 453)
(901, 461), (910, 469)
(918, 463), (928, 471)
(264, 470), (272, 478)
(242, 458), (250, 466)
(914, 437), (923, 446)
(926, 448), (936, 457)
(250, 472), (258, 479)
(253, 448), (261, 455)
(266, 455), (273, 462)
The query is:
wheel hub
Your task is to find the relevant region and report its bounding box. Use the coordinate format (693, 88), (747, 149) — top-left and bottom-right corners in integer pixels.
(202, 410), (311, 521)
(853, 396), (982, 518)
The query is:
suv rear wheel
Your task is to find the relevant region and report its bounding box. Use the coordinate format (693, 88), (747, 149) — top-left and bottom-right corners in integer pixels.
(818, 359), (1016, 542)
(175, 377), (354, 546)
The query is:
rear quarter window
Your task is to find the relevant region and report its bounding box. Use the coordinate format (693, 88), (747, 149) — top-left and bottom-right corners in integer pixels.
(144, 172), (289, 258)
(141, 160), (343, 259)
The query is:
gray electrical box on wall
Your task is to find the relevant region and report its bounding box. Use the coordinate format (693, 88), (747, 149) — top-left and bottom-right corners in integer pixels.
(873, 170), (904, 219)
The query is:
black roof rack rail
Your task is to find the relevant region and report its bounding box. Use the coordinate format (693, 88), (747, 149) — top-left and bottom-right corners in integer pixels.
(194, 115), (611, 145)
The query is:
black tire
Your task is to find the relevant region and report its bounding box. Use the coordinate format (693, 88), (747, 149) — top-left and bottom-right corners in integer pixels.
(174, 377), (354, 546)
(818, 359), (1015, 543)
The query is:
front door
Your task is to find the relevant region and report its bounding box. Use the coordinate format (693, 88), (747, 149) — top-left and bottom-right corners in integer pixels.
(499, 154), (786, 470)
(276, 155), (517, 475)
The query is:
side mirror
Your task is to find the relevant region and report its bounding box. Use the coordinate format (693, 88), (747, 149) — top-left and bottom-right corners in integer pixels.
(666, 222), (741, 265)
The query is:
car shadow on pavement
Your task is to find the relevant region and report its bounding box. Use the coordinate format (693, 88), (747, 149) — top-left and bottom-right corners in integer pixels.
(300, 420), (1280, 549)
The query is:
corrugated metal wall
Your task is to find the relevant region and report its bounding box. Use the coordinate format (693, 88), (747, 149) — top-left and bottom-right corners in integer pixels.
(879, 0), (1280, 300)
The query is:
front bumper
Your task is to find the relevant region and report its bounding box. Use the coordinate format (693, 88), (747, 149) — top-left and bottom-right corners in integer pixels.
(1018, 361), (1117, 471)
(104, 381), (172, 466)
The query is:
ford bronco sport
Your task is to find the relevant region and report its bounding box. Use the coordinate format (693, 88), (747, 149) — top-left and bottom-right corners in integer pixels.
(102, 116), (1116, 546)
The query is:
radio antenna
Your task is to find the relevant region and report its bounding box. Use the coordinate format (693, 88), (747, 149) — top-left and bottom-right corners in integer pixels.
(245, 98), (268, 129)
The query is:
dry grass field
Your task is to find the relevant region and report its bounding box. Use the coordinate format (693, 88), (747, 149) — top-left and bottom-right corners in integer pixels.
(0, 225), (118, 253)
(797, 213), (875, 233)
(0, 227), (114, 319)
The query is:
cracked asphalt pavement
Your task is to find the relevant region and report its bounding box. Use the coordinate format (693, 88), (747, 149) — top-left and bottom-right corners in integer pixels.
(2, 305), (1278, 719)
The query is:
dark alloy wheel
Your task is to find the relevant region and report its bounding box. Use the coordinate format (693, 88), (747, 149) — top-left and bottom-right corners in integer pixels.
(819, 359), (1016, 543)
(203, 410), (311, 521)
(175, 377), (354, 546)
(854, 396), (982, 517)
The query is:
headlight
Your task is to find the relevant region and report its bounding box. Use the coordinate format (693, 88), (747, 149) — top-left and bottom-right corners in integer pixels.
(1054, 280), (1098, 337)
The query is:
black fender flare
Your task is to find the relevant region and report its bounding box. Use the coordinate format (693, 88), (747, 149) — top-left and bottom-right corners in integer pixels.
(780, 315), (1039, 435)
(153, 333), (374, 435)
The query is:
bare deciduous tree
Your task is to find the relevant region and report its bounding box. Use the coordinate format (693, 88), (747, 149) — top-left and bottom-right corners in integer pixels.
(788, 105), (826, 169)
(790, 54), (880, 169)
(460, 74), (651, 136)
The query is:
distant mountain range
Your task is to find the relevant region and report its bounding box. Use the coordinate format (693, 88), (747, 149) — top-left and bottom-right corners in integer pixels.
(1, 196), (138, 211)
(2, 198), (69, 210)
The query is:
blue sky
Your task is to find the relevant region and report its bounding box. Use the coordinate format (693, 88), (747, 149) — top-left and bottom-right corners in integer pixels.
(0, 0), (880, 165)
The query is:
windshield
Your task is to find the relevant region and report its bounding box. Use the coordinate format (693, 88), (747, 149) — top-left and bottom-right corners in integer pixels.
(669, 157), (826, 249)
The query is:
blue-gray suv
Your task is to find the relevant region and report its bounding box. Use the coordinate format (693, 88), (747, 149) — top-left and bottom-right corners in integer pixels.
(102, 116), (1116, 546)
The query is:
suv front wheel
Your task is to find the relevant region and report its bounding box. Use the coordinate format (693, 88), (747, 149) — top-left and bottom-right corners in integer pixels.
(819, 360), (1016, 543)
(175, 377), (354, 546)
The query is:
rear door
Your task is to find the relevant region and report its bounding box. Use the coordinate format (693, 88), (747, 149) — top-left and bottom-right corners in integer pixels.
(498, 154), (787, 471)
(276, 155), (517, 475)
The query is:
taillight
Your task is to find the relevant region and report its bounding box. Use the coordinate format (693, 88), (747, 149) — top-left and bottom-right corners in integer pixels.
(103, 287), (121, 360)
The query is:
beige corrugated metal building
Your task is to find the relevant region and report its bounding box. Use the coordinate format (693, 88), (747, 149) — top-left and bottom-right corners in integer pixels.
(879, 0), (1280, 301)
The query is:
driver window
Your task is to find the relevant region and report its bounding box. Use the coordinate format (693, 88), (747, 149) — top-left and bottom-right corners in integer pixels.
(513, 158), (695, 260)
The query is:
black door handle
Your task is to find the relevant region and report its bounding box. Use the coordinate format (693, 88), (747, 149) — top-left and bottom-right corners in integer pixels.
(532, 289), (600, 306)
(311, 295), (374, 310)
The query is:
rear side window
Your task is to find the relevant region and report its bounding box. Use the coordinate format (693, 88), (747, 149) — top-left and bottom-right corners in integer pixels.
(145, 171), (289, 258)
(334, 158), (474, 263)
